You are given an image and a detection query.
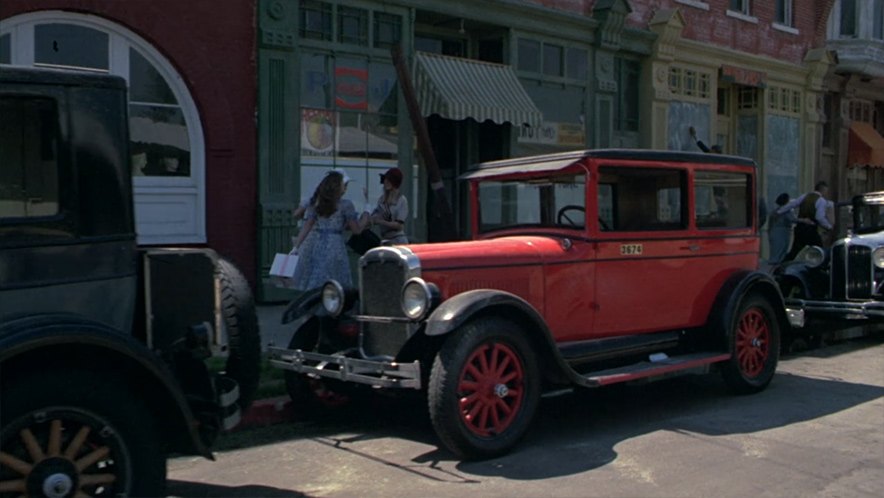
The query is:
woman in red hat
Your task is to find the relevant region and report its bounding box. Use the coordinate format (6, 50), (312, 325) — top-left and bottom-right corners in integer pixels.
(369, 167), (408, 244)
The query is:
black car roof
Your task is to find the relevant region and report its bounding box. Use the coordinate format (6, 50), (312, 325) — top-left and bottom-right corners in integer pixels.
(0, 64), (126, 89)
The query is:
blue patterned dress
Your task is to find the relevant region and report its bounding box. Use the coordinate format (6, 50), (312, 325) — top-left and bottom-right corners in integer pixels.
(292, 200), (357, 290)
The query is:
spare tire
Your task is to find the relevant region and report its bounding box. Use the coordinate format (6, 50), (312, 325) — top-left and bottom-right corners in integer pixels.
(217, 257), (262, 411)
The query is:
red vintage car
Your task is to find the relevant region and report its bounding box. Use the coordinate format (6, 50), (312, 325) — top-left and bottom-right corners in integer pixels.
(270, 149), (788, 458)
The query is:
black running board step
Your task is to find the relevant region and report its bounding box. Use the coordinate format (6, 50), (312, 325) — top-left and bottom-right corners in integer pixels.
(581, 352), (730, 387)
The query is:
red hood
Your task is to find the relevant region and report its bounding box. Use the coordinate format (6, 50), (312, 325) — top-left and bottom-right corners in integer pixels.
(405, 236), (563, 270)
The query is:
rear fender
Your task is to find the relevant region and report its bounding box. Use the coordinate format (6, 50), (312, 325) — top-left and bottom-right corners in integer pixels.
(0, 314), (213, 458)
(707, 271), (789, 350)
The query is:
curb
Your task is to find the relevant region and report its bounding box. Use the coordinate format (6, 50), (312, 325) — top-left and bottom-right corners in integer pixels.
(234, 396), (294, 431)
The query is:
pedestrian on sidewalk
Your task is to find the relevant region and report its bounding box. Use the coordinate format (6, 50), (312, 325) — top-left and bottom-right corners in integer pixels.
(778, 181), (833, 260)
(290, 171), (371, 290)
(768, 192), (798, 265)
(370, 167), (409, 245)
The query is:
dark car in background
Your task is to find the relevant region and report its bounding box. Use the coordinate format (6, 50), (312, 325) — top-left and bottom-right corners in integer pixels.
(775, 191), (884, 334)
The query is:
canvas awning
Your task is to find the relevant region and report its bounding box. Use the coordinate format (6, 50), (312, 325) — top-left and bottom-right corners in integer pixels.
(413, 51), (542, 127)
(848, 122), (884, 168)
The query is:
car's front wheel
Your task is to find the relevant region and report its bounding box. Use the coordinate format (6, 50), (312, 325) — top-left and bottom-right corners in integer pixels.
(0, 369), (166, 497)
(721, 294), (780, 393)
(428, 316), (540, 459)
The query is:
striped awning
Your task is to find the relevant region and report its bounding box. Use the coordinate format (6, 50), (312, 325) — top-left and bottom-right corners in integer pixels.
(413, 52), (542, 127)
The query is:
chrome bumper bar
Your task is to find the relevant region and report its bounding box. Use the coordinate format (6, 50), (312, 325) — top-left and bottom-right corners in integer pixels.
(786, 299), (884, 327)
(267, 347), (422, 389)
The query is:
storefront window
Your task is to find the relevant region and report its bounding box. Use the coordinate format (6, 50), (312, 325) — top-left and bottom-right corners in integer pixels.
(300, 0), (333, 41)
(338, 6), (368, 46)
(614, 58), (640, 132)
(517, 38), (541, 73)
(542, 44), (563, 77)
(566, 47), (587, 80)
(374, 13), (401, 49)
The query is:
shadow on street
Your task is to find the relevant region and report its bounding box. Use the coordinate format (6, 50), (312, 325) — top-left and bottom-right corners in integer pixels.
(167, 480), (308, 497)
(199, 335), (884, 485)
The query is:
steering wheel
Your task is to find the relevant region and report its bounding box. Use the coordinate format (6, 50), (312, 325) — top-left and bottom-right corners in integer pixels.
(556, 205), (585, 227)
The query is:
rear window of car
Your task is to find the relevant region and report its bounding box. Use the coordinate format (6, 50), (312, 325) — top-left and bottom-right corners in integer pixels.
(694, 171), (751, 229)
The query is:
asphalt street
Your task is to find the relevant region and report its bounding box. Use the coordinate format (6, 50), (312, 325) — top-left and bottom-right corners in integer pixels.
(168, 333), (884, 498)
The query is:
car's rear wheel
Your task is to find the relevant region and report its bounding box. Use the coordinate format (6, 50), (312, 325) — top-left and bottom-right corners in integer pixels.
(721, 295), (780, 393)
(428, 316), (539, 459)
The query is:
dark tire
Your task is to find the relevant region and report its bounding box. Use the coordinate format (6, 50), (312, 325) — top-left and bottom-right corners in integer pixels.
(0, 370), (166, 497)
(427, 316), (540, 459)
(217, 257), (262, 411)
(283, 319), (364, 417)
(721, 294), (780, 394)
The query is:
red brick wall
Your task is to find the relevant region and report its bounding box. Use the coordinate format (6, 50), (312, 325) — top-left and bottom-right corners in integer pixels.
(0, 0), (259, 284)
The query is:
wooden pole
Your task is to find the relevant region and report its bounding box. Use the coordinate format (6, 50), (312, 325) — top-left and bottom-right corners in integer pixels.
(391, 44), (456, 242)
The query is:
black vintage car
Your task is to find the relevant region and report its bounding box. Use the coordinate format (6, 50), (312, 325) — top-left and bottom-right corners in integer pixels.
(775, 191), (884, 331)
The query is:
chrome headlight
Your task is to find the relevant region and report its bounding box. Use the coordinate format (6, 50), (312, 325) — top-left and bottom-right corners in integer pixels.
(795, 245), (825, 268)
(873, 247), (884, 269)
(401, 277), (438, 320)
(321, 280), (345, 317)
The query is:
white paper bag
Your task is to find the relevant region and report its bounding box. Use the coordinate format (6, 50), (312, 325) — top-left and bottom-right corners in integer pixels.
(269, 252), (299, 278)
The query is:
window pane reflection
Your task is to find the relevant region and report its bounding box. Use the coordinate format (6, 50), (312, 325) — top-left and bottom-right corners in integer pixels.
(0, 34), (10, 64)
(129, 104), (190, 176)
(35, 23), (108, 71)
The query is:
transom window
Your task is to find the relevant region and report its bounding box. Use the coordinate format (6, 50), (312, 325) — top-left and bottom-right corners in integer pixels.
(517, 37), (587, 81)
(299, 0), (402, 50)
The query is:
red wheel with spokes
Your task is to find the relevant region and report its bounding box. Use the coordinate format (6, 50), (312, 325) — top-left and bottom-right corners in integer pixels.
(428, 317), (539, 459)
(722, 295), (780, 393)
(457, 342), (526, 437)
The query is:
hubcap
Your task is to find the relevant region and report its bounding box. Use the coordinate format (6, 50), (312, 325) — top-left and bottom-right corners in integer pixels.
(457, 341), (525, 437)
(42, 472), (73, 498)
(735, 308), (770, 377)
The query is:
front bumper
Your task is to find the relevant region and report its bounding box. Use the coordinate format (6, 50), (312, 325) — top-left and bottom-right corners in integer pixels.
(267, 347), (421, 389)
(786, 298), (884, 327)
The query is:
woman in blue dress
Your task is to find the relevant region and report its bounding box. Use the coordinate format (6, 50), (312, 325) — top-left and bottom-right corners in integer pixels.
(291, 171), (369, 290)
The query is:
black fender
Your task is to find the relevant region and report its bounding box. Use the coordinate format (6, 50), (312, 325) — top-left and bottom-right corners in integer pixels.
(424, 289), (579, 385)
(773, 262), (817, 298)
(706, 271), (789, 350)
(0, 313), (213, 459)
(281, 288), (323, 325)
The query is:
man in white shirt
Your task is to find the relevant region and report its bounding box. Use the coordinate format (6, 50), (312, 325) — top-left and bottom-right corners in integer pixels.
(778, 181), (832, 260)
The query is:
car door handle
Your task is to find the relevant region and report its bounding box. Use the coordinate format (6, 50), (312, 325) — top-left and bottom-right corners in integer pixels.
(681, 245), (700, 252)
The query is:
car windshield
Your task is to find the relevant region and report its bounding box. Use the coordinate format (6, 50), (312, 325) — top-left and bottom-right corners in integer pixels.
(477, 174), (586, 233)
(854, 202), (884, 234)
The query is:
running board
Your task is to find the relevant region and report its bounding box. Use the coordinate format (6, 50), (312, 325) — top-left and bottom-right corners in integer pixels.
(579, 352), (731, 387)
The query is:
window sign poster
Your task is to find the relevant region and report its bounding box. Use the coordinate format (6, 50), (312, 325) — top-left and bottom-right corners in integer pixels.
(301, 108), (335, 156)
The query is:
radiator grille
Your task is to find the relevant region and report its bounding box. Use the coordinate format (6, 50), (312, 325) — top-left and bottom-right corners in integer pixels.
(359, 251), (416, 358)
(831, 244), (846, 300)
(847, 245), (872, 299)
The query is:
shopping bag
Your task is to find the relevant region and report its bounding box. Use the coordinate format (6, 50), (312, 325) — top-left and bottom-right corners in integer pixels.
(270, 252), (298, 277)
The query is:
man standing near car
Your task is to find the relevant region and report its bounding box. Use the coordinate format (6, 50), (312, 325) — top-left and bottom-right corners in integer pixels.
(778, 181), (833, 260)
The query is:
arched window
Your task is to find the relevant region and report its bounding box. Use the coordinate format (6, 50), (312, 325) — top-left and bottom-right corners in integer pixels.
(0, 11), (206, 244)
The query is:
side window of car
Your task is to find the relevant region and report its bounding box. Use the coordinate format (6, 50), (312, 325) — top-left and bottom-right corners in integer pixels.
(0, 96), (60, 220)
(598, 167), (685, 231)
(694, 171), (750, 229)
